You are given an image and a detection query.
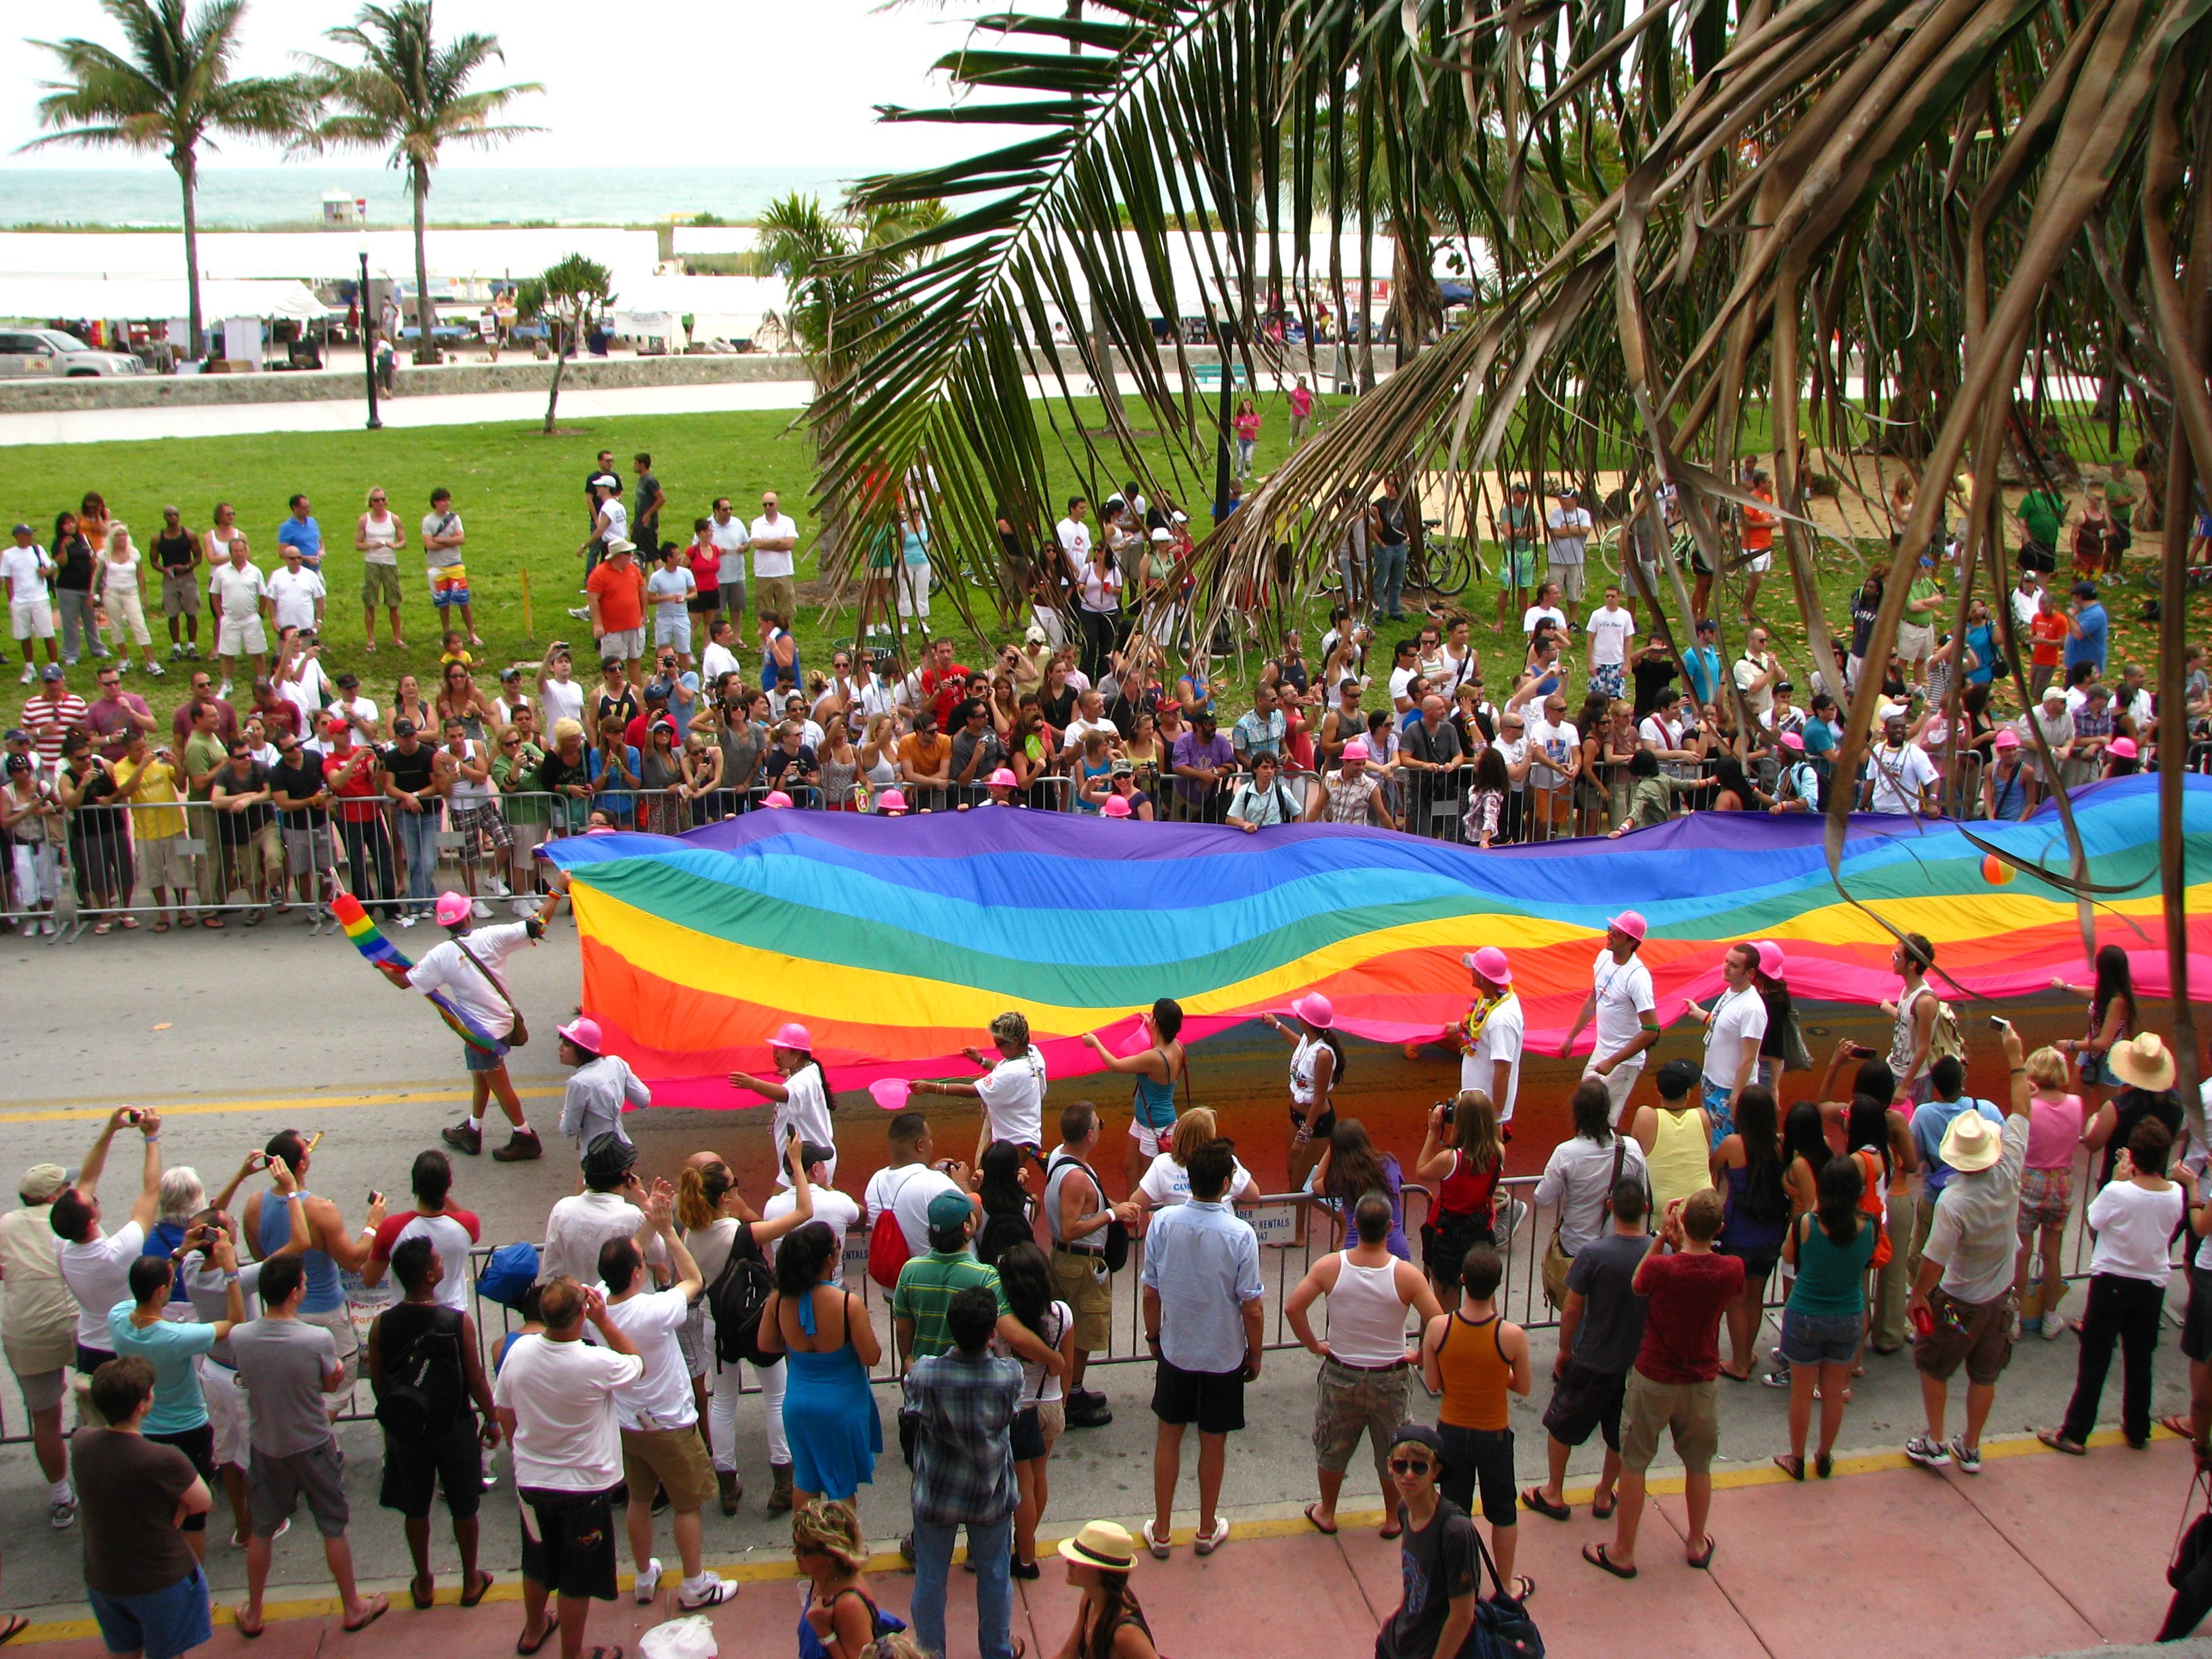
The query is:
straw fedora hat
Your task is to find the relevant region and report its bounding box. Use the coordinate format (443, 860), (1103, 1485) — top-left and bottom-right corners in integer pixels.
(2108, 1032), (2177, 1092)
(1939, 1109), (2005, 1174)
(1057, 1520), (1139, 1573)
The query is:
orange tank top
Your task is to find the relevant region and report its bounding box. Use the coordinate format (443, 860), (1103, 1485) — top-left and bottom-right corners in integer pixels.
(1435, 1309), (1512, 1431)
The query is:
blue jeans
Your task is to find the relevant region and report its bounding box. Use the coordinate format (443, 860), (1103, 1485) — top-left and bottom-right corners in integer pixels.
(396, 804), (440, 916)
(1372, 541), (1408, 618)
(911, 1511), (1015, 1659)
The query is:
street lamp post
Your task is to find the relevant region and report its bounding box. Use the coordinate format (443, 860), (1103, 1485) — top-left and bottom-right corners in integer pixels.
(357, 239), (382, 431)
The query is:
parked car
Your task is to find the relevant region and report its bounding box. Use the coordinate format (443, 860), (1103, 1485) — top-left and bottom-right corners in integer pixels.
(0, 328), (146, 377)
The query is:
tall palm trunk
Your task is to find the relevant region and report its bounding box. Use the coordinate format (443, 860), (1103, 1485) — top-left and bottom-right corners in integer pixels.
(409, 159), (436, 365)
(542, 315), (570, 434)
(173, 146), (203, 361)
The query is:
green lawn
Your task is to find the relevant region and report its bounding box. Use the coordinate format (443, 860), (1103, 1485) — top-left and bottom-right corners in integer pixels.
(6, 399), (2190, 737)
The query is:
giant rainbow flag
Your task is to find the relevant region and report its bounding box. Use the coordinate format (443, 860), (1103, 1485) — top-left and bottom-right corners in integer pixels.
(541, 775), (2211, 1108)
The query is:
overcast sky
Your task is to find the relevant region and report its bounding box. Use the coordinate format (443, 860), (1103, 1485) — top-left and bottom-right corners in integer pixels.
(0, 0), (981, 172)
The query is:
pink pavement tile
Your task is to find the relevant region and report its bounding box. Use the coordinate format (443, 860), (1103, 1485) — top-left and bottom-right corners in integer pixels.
(1946, 1438), (2196, 1646)
(1652, 1467), (2104, 1659)
(1025, 1529), (1385, 1654)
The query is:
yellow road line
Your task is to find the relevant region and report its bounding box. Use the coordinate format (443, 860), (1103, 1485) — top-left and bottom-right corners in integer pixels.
(1, 1425), (2163, 1644)
(0, 1086), (565, 1126)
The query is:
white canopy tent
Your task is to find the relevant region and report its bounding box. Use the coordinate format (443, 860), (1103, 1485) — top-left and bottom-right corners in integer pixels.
(0, 274), (328, 323)
(607, 273), (791, 348)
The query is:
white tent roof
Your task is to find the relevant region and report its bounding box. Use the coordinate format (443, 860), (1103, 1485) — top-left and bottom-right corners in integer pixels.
(609, 273), (790, 342)
(0, 228), (663, 289)
(0, 274), (327, 323)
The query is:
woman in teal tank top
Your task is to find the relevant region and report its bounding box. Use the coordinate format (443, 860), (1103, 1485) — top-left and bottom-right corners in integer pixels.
(1080, 998), (1185, 1188)
(1774, 1156), (1877, 1479)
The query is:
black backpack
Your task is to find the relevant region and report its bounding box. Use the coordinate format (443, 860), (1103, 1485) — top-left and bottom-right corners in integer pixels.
(707, 1223), (778, 1367)
(374, 1307), (466, 1445)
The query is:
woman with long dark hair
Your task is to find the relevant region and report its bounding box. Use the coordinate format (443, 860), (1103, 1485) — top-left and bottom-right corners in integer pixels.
(1714, 1085), (1788, 1380)
(1709, 754), (1761, 811)
(997, 1241), (1075, 1578)
(972, 1140), (1036, 1267)
(1414, 1090), (1504, 1311)
(2054, 943), (2137, 1108)
(753, 1218), (882, 1511)
(1081, 997), (1186, 1188)
(1051, 1521), (1160, 1659)
(1313, 1118), (1410, 1261)
(1774, 1155), (1875, 1478)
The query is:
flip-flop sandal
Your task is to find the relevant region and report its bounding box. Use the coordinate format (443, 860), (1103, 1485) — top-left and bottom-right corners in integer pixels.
(1773, 1454), (1805, 1481)
(1378, 1525), (1401, 1540)
(1687, 1536), (1717, 1570)
(1583, 1542), (1637, 1580)
(2036, 1429), (2088, 1456)
(343, 1595), (390, 1633)
(1302, 1502), (1338, 1536)
(411, 1577), (434, 1611)
(119, 915), (138, 929)
(232, 1605), (264, 1640)
(92, 922), (110, 935)
(152, 920), (170, 933)
(1505, 1576), (1536, 1602)
(2160, 1415), (2197, 1441)
(462, 1571), (495, 1608)
(516, 1622), (554, 1656)
(0, 1614), (29, 1645)
(1591, 1496), (1618, 1520)
(1719, 1368), (1752, 1383)
(1520, 1486), (1571, 1521)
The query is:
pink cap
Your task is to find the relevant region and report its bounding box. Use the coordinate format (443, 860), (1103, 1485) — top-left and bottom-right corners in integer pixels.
(1778, 731), (1805, 752)
(762, 790), (793, 808)
(1607, 910), (1647, 943)
(2109, 736), (2138, 759)
(1754, 939), (1786, 978)
(987, 767), (1018, 787)
(434, 891), (473, 926)
(557, 1015), (602, 1052)
(1992, 727), (2020, 750)
(1100, 795), (1133, 818)
(877, 789), (907, 814)
(1290, 991), (1334, 1028)
(1464, 945), (1511, 984)
(770, 1022), (812, 1051)
(1341, 741), (1370, 762)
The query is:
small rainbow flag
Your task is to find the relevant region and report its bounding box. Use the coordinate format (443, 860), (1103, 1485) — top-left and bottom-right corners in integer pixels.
(331, 891), (503, 1053)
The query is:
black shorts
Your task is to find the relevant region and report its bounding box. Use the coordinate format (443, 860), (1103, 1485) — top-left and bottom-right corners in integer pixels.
(1151, 1357), (1246, 1435)
(76, 1343), (116, 1375)
(1010, 1404), (1046, 1462)
(1291, 1106), (1338, 1143)
(1437, 1422), (1517, 1527)
(380, 1417), (484, 1521)
(2182, 1272), (2212, 1366)
(1421, 1209), (1496, 1286)
(1717, 1243), (1780, 1293)
(1541, 1361), (1628, 1452)
(146, 1423), (216, 1532)
(518, 1485), (623, 1602)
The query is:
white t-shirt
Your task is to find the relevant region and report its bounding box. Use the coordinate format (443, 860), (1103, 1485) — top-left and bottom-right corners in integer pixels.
(1639, 714), (1683, 752)
(1490, 735), (1529, 792)
(976, 1047), (1048, 1147)
(1055, 517), (1091, 573)
(1701, 986), (1769, 1088)
(771, 1063), (837, 1188)
(541, 1191), (661, 1288)
(762, 1183), (863, 1261)
(60, 1221), (146, 1350)
(709, 516), (750, 578)
(2085, 1181), (2185, 1285)
(647, 567), (695, 611)
(493, 1332), (644, 1490)
(1, 544), (50, 601)
(405, 922), (531, 1040)
(1528, 717), (1579, 790)
(539, 676), (584, 733)
(421, 512), (465, 571)
(863, 1163), (963, 1256)
(210, 560), (266, 620)
(1866, 742), (1939, 814)
(595, 501), (628, 550)
(281, 658), (333, 752)
(1137, 1151), (1257, 1208)
(749, 514), (800, 579)
(596, 1286), (697, 1429)
(1388, 665), (1418, 706)
(1460, 993), (1526, 1122)
(266, 566), (326, 631)
(1015, 1301), (1072, 1405)
(700, 640), (742, 684)
(381, 1210), (480, 1313)
(1591, 950), (1657, 1061)
(1586, 606), (1636, 667)
(1522, 605), (1565, 638)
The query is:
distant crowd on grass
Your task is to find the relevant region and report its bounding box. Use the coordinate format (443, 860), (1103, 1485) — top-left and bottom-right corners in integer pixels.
(5, 447), (2211, 934)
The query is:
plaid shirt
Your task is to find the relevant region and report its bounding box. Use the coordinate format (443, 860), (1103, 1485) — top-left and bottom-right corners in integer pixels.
(901, 1351), (1021, 1527)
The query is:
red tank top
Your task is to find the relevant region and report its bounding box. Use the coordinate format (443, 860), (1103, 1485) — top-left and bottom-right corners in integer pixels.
(1437, 1149), (1502, 1218)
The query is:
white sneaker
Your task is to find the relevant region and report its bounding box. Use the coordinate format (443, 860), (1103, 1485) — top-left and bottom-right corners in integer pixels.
(2043, 1313), (2069, 1340)
(485, 874), (510, 897)
(216, 680), (232, 699)
(566, 606), (592, 621)
(677, 1574), (737, 1610)
(511, 895), (535, 918)
(395, 915), (417, 929)
(50, 1494), (77, 1530)
(18, 663), (33, 684)
(634, 1557), (662, 1604)
(146, 661), (165, 677)
(471, 898), (492, 919)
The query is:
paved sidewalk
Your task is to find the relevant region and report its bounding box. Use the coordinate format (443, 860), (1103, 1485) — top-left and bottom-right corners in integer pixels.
(11, 1431), (2203, 1658)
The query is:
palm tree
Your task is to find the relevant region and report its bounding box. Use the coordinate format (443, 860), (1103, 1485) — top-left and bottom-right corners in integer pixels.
(299, 1), (541, 364)
(813, 0), (2209, 1111)
(513, 253), (613, 435)
(22, 0), (310, 360)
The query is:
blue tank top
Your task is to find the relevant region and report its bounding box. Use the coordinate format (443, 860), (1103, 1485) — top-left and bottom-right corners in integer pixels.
(258, 1189), (342, 1313)
(762, 631), (803, 697)
(144, 1218), (193, 1305)
(1132, 1056), (1178, 1132)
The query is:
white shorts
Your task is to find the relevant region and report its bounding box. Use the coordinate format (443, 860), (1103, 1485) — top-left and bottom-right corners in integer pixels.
(1583, 1059), (1645, 1125)
(601, 626), (644, 661)
(202, 1357), (249, 1467)
(10, 599), (54, 641)
(216, 613), (267, 656)
(1747, 551), (1773, 573)
(652, 612), (693, 651)
(1128, 1122), (1165, 1158)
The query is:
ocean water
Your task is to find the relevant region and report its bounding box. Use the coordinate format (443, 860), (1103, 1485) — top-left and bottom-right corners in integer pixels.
(0, 165), (855, 229)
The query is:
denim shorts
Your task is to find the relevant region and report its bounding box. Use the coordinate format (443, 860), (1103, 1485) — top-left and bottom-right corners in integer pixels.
(1780, 1307), (1863, 1367)
(88, 1565), (211, 1659)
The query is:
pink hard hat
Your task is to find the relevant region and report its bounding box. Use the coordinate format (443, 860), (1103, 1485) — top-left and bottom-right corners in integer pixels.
(1101, 795), (1133, 818)
(762, 790), (793, 808)
(557, 1015), (602, 1054)
(987, 767), (1018, 787)
(1290, 991), (1334, 1029)
(1754, 939), (1786, 978)
(1606, 910), (1648, 943)
(1464, 945), (1512, 983)
(878, 789), (907, 814)
(1992, 726), (2020, 750)
(770, 1022), (812, 1051)
(1340, 741), (1370, 762)
(434, 890), (473, 926)
(2109, 736), (2138, 759)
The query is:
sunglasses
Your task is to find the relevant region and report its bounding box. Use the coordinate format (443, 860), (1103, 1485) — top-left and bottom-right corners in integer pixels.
(1389, 1457), (1435, 1476)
